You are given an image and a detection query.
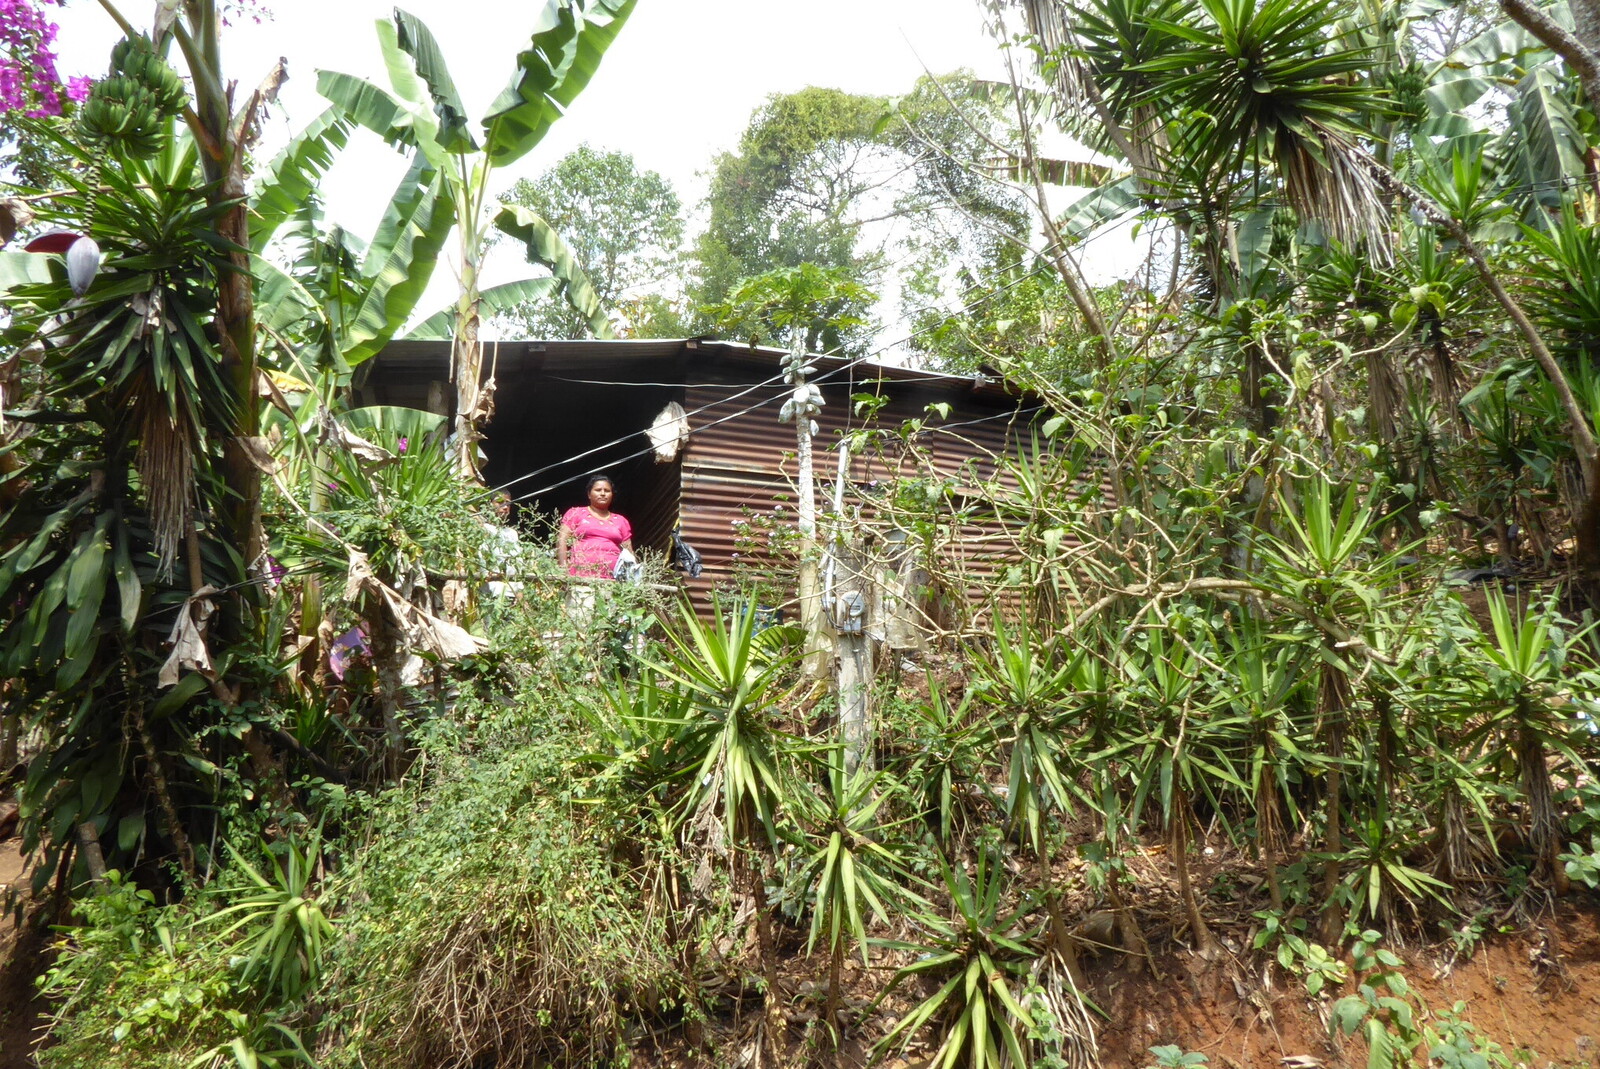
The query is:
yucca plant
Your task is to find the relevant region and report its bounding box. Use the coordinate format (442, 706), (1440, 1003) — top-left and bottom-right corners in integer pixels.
(1254, 479), (1411, 937)
(643, 596), (797, 1057)
(1128, 0), (1392, 250)
(898, 679), (999, 847)
(1217, 616), (1311, 911)
(202, 830), (334, 1005)
(971, 617), (1079, 853)
(1112, 617), (1246, 958)
(875, 847), (1042, 1069)
(1457, 591), (1596, 894)
(1337, 811), (1452, 926)
(784, 752), (925, 1034)
(971, 616), (1092, 966)
(645, 598), (795, 848)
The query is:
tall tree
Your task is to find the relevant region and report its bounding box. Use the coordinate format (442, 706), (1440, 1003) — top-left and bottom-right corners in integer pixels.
(498, 144), (686, 338)
(692, 77), (1029, 356)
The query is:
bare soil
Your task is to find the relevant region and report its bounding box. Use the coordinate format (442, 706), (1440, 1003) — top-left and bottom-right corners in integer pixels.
(0, 827), (50, 1069)
(637, 896), (1600, 1069)
(1089, 900), (1600, 1069)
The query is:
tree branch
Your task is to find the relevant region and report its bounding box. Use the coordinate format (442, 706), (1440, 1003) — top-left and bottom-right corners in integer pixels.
(1500, 0), (1600, 104)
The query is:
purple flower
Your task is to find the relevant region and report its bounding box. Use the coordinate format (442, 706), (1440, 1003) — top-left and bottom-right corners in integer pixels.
(265, 554), (286, 585)
(397, 436), (408, 455)
(65, 75), (90, 102)
(0, 0), (77, 119)
(326, 481), (339, 494)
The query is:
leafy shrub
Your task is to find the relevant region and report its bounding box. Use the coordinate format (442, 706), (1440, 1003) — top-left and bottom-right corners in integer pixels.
(318, 725), (686, 1069)
(38, 873), (311, 1069)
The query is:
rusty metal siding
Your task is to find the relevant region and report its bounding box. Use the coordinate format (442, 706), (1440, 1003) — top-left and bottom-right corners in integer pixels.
(674, 372), (1050, 616)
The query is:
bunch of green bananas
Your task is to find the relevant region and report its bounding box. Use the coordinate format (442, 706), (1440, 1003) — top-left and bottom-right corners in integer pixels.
(78, 38), (188, 158)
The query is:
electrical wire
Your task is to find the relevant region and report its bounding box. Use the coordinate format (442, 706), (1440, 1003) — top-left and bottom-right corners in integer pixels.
(487, 230), (1098, 501)
(504, 237), (1096, 503)
(546, 376), (775, 388)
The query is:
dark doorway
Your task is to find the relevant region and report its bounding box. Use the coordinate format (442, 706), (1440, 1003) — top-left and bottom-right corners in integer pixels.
(480, 376), (684, 558)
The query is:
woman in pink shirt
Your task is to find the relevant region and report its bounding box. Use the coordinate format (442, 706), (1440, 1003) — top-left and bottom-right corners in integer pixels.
(558, 474), (633, 578)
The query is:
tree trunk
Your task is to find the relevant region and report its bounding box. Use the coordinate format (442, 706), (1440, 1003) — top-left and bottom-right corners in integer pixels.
(748, 846), (785, 1062)
(794, 347), (830, 677)
(1366, 160), (1600, 575)
(1319, 663), (1350, 944)
(1257, 759), (1285, 912)
(452, 252), (486, 479)
(1171, 792), (1219, 959)
(1501, 0), (1600, 105)
(130, 702), (196, 883)
(1518, 721), (1571, 894)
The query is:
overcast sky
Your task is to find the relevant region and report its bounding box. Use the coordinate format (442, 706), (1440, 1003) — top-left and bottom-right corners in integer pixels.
(50, 1), (1142, 349)
(55, 0), (1006, 238)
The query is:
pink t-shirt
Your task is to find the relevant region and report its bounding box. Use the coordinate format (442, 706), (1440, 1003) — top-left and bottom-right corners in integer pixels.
(562, 506), (632, 578)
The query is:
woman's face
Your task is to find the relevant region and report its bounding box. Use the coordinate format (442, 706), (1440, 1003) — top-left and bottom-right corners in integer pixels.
(588, 481), (614, 510)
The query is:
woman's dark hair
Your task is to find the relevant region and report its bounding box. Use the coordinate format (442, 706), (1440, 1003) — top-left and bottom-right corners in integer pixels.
(585, 473), (615, 493)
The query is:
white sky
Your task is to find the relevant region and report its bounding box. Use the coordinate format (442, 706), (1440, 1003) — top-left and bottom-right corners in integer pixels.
(51, 1), (1141, 346)
(55, 1), (1002, 229)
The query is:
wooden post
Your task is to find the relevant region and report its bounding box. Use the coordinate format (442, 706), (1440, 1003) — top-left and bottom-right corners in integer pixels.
(783, 337), (830, 676)
(834, 541), (872, 775)
(828, 446), (873, 772)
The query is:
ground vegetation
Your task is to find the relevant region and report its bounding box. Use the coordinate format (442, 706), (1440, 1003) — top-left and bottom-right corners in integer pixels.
(1, 0), (1600, 1068)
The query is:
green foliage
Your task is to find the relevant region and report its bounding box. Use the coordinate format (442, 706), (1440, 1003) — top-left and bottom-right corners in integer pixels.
(783, 754), (922, 967)
(200, 830), (334, 1005)
(876, 847), (1041, 1069)
(498, 144), (686, 339)
(319, 709), (684, 1069)
(1147, 1046), (1209, 1069)
(642, 598), (796, 847)
(38, 873), (313, 1069)
(1252, 911), (1348, 996)
(710, 261), (877, 356)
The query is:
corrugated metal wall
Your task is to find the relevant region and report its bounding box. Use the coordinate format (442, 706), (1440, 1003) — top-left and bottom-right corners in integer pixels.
(676, 370), (1049, 621)
(358, 339), (1085, 625)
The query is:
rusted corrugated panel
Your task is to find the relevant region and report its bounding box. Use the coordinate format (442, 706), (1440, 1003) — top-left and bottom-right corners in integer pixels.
(674, 376), (1065, 619)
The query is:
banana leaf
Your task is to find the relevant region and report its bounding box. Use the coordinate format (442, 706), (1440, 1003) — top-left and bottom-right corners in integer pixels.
(343, 157), (457, 365)
(249, 109), (353, 254)
(481, 0), (639, 166)
(314, 69), (424, 153)
(392, 8), (478, 154)
(405, 276), (564, 340)
(493, 203), (614, 338)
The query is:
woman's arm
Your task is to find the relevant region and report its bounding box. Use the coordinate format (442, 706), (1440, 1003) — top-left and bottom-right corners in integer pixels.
(557, 524), (571, 570)
(620, 538), (633, 554)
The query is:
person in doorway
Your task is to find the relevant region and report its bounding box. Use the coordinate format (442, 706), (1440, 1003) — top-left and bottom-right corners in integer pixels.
(558, 473), (633, 579)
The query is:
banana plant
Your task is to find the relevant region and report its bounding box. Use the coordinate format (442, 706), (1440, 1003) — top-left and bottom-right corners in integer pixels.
(316, 2), (634, 474)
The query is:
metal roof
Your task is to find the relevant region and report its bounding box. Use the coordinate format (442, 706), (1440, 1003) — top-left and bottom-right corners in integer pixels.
(364, 337), (1028, 404)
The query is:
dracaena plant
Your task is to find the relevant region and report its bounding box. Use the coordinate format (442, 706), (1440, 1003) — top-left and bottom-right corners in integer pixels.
(0, 115), (248, 887)
(1455, 591), (1599, 894)
(875, 846), (1043, 1069)
(781, 752), (926, 1035)
(642, 596), (798, 1058)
